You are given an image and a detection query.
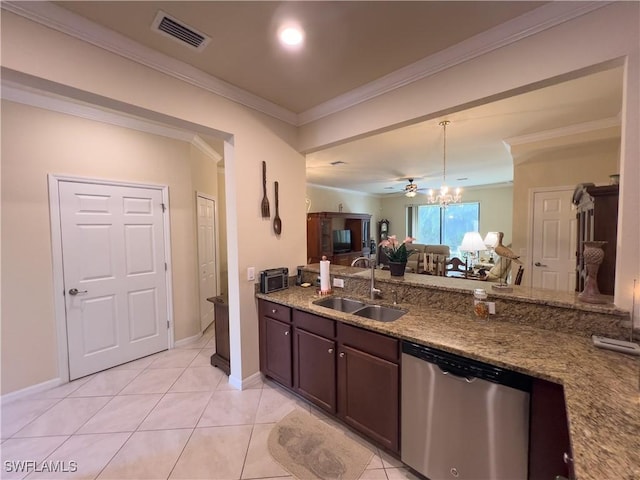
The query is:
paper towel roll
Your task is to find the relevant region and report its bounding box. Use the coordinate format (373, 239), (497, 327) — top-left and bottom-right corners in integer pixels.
(320, 259), (331, 292)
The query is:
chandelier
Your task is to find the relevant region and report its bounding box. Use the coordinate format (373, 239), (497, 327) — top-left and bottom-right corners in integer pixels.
(428, 120), (462, 207)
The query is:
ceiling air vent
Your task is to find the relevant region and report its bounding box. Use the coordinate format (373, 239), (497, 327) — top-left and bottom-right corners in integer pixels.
(152, 11), (210, 51)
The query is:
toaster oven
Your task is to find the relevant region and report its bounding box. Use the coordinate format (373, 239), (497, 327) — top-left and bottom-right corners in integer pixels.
(259, 267), (289, 293)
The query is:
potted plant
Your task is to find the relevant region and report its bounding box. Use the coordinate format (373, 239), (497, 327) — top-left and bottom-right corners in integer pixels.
(379, 235), (417, 276)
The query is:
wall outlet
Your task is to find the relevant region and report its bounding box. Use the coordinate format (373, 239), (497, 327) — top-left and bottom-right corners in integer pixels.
(333, 278), (345, 288)
(487, 301), (496, 314)
(247, 267), (255, 281)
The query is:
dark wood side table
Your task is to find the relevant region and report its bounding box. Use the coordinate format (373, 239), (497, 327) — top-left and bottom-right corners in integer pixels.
(207, 296), (230, 375)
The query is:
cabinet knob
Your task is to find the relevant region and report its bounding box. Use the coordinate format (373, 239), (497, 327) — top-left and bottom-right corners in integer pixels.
(328, 348), (334, 354)
(272, 309), (277, 314)
(339, 352), (345, 358)
(284, 330), (289, 336)
(563, 452), (573, 464)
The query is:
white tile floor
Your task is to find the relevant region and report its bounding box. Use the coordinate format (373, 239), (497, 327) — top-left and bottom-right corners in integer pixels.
(1, 326), (418, 480)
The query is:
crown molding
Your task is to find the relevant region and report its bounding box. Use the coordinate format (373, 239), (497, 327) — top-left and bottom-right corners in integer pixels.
(297, 1), (611, 125)
(1, 80), (221, 155)
(192, 136), (222, 161)
(306, 182), (382, 198)
(2, 1), (611, 128)
(504, 116), (621, 149)
(1, 1), (298, 125)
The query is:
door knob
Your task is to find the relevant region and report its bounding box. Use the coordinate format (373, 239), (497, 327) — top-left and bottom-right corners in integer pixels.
(68, 288), (88, 296)
(284, 330), (289, 336)
(339, 352), (345, 358)
(534, 262), (548, 267)
(328, 348), (334, 354)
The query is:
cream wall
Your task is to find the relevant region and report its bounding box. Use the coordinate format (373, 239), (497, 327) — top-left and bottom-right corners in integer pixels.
(379, 186), (514, 245)
(1, 100), (223, 393)
(189, 143), (225, 298)
(511, 138), (620, 267)
(1, 11), (306, 392)
(306, 184), (382, 220)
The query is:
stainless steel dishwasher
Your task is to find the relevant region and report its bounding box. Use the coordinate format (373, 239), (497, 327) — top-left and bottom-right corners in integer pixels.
(401, 341), (531, 480)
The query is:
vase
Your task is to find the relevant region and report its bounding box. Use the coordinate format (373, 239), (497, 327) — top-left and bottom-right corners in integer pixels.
(388, 261), (407, 277)
(578, 241), (607, 304)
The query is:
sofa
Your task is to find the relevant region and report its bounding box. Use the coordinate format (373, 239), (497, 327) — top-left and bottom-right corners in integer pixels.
(406, 244), (450, 273)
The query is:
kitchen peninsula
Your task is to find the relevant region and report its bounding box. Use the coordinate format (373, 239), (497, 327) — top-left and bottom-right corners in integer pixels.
(256, 265), (640, 480)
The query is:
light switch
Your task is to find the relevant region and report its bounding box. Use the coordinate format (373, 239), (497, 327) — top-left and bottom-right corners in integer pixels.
(247, 267), (255, 281)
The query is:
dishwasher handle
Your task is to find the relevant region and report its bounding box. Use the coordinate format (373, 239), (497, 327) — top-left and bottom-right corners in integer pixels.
(438, 365), (477, 383)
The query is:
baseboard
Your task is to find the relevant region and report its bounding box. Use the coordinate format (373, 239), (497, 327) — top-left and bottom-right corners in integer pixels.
(226, 371), (262, 391)
(1, 377), (64, 405)
(174, 331), (203, 348)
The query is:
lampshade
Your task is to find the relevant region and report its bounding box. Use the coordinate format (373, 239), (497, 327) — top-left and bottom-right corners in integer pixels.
(483, 232), (499, 248)
(460, 232), (487, 253)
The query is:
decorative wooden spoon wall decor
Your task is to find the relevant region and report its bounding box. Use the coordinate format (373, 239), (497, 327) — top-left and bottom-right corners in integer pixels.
(273, 181), (282, 235)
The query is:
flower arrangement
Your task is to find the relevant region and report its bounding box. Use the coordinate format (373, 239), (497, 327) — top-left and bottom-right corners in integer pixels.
(379, 235), (417, 263)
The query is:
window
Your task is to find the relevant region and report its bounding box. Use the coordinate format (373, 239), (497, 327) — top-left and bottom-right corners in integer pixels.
(408, 203), (480, 257)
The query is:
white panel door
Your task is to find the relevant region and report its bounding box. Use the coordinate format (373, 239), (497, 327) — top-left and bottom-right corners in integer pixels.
(60, 181), (168, 379)
(197, 195), (217, 331)
(531, 189), (577, 292)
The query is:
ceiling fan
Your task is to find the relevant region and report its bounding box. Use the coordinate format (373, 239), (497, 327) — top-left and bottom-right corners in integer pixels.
(404, 178), (419, 197)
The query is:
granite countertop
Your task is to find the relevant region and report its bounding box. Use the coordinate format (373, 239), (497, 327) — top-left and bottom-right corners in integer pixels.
(303, 263), (629, 316)
(256, 286), (640, 480)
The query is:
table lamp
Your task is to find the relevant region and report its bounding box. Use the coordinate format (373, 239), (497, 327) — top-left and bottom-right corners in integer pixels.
(483, 232), (499, 263)
(460, 232), (487, 269)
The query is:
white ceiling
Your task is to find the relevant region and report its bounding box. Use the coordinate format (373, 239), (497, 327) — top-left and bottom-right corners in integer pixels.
(17, 2), (623, 194)
(306, 66), (623, 194)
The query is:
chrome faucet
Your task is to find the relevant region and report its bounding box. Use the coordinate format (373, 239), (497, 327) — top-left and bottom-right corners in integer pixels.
(370, 259), (381, 300)
(350, 256), (370, 267)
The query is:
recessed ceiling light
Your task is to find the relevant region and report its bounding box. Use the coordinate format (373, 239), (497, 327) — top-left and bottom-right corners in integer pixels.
(279, 26), (304, 47)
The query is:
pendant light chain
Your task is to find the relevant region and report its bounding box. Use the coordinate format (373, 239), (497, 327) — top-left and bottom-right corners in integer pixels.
(441, 120), (449, 185)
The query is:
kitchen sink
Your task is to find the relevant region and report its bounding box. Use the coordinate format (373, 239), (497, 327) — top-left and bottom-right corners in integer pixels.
(352, 305), (407, 322)
(313, 296), (407, 322)
(313, 296), (367, 313)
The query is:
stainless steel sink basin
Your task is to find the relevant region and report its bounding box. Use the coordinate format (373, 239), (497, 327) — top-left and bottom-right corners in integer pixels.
(352, 305), (407, 322)
(313, 296), (367, 313)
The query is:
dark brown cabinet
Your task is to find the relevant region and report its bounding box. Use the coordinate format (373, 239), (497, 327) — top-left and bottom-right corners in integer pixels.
(258, 300), (292, 387)
(258, 300), (400, 453)
(338, 323), (400, 453)
(306, 212), (372, 264)
(208, 296), (230, 375)
(529, 378), (573, 480)
(293, 309), (337, 413)
(575, 184), (619, 295)
(294, 329), (337, 413)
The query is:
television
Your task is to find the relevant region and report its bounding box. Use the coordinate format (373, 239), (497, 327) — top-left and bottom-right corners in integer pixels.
(332, 229), (352, 253)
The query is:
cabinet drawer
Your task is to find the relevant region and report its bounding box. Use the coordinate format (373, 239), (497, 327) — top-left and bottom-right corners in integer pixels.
(294, 310), (336, 338)
(259, 300), (291, 323)
(338, 323), (399, 363)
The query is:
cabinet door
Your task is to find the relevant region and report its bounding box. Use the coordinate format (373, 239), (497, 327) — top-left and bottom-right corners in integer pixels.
(263, 317), (292, 387)
(294, 329), (336, 413)
(529, 378), (572, 479)
(338, 344), (400, 453)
